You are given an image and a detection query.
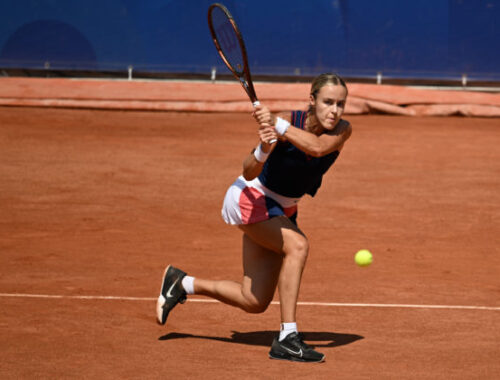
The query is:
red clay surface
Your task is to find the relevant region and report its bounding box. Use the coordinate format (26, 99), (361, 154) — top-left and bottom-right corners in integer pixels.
(0, 106), (499, 379)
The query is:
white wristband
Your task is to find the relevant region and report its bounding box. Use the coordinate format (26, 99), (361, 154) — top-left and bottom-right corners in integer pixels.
(253, 144), (270, 163)
(275, 117), (291, 136)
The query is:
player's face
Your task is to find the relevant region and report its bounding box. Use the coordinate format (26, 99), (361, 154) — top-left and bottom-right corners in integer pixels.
(310, 84), (347, 130)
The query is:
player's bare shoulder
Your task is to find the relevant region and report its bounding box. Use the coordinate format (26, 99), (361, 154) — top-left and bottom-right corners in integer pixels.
(323, 119), (352, 152)
(327, 119), (352, 138)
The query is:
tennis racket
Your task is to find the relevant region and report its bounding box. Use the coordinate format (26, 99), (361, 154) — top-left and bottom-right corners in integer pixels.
(208, 3), (259, 107)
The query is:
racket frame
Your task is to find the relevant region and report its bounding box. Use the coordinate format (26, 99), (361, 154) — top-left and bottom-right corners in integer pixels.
(208, 3), (259, 106)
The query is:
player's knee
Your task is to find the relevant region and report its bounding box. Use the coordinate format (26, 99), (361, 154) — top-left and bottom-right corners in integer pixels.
(241, 293), (270, 314)
(285, 236), (309, 262)
(244, 301), (269, 314)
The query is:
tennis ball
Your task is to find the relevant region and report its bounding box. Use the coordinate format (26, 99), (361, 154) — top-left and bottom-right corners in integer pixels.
(355, 249), (373, 267)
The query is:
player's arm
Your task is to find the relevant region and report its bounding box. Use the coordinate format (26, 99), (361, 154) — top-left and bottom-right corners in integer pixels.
(242, 125), (276, 180)
(243, 104), (277, 181)
(242, 104), (278, 180)
(255, 105), (351, 156)
(281, 120), (352, 157)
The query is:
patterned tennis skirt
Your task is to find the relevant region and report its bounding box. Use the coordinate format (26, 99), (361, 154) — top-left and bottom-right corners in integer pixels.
(221, 176), (300, 225)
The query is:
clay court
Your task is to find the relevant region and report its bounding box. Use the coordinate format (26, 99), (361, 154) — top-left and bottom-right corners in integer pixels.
(0, 81), (499, 378)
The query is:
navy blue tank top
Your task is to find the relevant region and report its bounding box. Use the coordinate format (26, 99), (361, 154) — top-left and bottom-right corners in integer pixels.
(258, 110), (340, 198)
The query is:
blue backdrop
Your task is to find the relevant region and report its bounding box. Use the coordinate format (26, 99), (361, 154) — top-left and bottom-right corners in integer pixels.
(0, 0), (499, 81)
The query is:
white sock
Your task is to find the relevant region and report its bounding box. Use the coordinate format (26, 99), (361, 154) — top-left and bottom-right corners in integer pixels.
(181, 276), (195, 295)
(279, 322), (298, 341)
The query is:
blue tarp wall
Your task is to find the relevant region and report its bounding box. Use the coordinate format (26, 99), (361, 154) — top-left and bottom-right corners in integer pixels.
(0, 0), (499, 81)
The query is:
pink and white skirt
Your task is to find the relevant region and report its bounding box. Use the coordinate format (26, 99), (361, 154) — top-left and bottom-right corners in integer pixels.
(221, 176), (300, 225)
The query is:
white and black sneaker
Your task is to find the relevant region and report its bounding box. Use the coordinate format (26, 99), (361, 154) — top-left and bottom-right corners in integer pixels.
(156, 265), (187, 325)
(269, 332), (325, 363)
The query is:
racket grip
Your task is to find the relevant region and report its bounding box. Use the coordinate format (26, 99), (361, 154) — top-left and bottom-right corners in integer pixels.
(252, 100), (275, 143)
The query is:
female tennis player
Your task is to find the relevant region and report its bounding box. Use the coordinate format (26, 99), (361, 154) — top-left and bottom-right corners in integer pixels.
(156, 73), (352, 363)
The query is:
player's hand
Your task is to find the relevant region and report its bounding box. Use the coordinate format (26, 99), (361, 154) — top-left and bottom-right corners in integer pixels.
(258, 124), (278, 146)
(253, 104), (275, 127)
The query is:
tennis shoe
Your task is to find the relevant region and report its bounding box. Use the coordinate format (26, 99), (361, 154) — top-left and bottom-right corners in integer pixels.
(269, 332), (325, 363)
(156, 265), (187, 325)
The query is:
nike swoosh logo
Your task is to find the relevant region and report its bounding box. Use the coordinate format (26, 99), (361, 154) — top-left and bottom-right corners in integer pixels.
(166, 278), (179, 298)
(283, 346), (303, 357)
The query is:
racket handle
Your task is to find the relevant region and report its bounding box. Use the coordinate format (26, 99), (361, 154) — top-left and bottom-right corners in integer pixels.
(252, 100), (276, 143)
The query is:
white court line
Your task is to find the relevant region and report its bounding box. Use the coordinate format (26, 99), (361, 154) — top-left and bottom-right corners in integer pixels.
(1, 293), (499, 311)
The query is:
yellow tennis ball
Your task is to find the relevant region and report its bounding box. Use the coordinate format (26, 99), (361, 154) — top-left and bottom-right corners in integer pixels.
(355, 249), (373, 267)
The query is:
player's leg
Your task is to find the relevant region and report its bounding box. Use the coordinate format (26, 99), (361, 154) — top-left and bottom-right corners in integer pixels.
(239, 215), (309, 324)
(193, 233), (282, 313)
(157, 216), (302, 321)
(179, 216), (308, 321)
(157, 227), (284, 324)
(240, 216), (325, 362)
